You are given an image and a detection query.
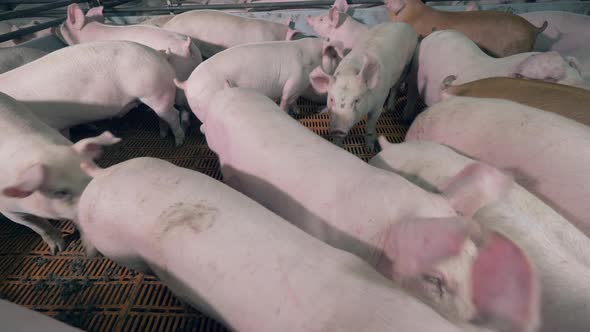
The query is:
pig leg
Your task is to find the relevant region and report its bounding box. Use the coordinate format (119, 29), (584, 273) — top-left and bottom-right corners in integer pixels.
(401, 54), (419, 124)
(279, 77), (304, 115)
(4, 212), (65, 255)
(141, 95), (185, 146)
(366, 108), (383, 152)
(385, 82), (400, 113)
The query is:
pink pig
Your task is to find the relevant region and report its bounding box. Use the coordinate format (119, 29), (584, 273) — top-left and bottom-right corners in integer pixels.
(162, 10), (299, 58)
(199, 87), (540, 332)
(306, 0), (369, 52)
(407, 96), (590, 241)
(0, 91), (120, 255)
(372, 139), (590, 332)
(76, 156), (510, 332)
(56, 4), (201, 84)
(0, 41), (186, 146)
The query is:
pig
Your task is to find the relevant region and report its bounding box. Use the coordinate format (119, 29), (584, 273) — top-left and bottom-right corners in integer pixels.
(371, 139), (590, 332)
(76, 156), (525, 332)
(519, 11), (590, 53)
(384, 0), (547, 58)
(0, 41), (186, 146)
(309, 22), (417, 150)
(0, 46), (47, 74)
(200, 87), (540, 331)
(175, 37), (338, 117)
(1, 299), (83, 331)
(0, 91), (120, 255)
(441, 76), (590, 127)
(56, 4), (202, 84)
(406, 96), (590, 240)
(402, 30), (586, 122)
(161, 10), (299, 58)
(306, 0), (369, 52)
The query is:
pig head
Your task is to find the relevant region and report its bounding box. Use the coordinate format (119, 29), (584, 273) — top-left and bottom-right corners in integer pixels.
(514, 51), (587, 88)
(310, 54), (379, 146)
(57, 5), (107, 45)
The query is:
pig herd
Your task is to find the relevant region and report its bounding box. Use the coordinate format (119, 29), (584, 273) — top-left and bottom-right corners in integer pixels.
(0, 1), (589, 331)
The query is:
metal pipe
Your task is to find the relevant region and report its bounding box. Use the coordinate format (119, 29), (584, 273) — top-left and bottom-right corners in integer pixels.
(0, 17), (63, 43)
(0, 0), (136, 43)
(0, 0), (85, 21)
(103, 0), (383, 15)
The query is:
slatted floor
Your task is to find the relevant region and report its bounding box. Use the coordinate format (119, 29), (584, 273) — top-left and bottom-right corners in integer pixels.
(0, 93), (422, 331)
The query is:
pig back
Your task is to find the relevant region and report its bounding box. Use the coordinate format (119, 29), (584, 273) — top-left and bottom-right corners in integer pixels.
(447, 77), (590, 127)
(163, 10), (289, 58)
(0, 41), (175, 128)
(407, 96), (590, 236)
(78, 157), (466, 332)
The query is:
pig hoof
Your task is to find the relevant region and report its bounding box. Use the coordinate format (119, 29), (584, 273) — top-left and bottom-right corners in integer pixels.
(174, 133), (186, 147)
(46, 235), (66, 255)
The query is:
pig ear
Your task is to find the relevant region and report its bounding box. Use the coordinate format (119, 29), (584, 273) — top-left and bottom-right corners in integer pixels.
(383, 216), (473, 278)
(309, 66), (333, 94)
(472, 232), (540, 332)
(327, 7), (340, 27)
(385, 0), (406, 15)
(333, 0), (349, 13)
(67, 4), (86, 30)
(359, 55), (380, 89)
(86, 6), (104, 19)
(442, 162), (513, 218)
(2, 164), (47, 198)
(174, 78), (187, 91)
(73, 131), (121, 160)
(565, 55), (581, 74)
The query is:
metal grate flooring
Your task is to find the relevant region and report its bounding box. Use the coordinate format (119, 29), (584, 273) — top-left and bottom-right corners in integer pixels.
(0, 93), (422, 331)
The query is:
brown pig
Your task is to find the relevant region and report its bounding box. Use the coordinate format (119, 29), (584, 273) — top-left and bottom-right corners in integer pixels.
(441, 76), (590, 127)
(384, 0), (547, 57)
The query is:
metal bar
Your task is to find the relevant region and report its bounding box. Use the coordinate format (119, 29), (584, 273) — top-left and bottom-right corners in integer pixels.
(0, 0), (84, 21)
(0, 0), (136, 43)
(103, 0), (383, 15)
(0, 17), (63, 43)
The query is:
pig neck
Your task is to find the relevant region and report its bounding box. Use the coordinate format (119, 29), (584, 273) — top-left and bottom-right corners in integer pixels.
(334, 15), (369, 49)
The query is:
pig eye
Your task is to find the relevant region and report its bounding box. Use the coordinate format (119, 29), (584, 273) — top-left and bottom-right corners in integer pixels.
(354, 98), (360, 104)
(514, 73), (524, 79)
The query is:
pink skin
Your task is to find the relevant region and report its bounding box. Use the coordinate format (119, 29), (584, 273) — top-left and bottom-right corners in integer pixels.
(371, 140), (590, 332)
(175, 38), (338, 118)
(402, 30), (588, 121)
(0, 41), (186, 146)
(309, 23), (417, 151)
(306, 0), (369, 51)
(0, 91), (120, 255)
(162, 10), (298, 58)
(199, 87), (539, 331)
(57, 3), (202, 84)
(75, 157), (496, 332)
(407, 96), (590, 243)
